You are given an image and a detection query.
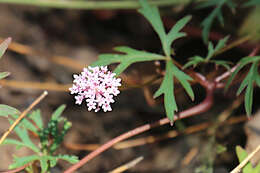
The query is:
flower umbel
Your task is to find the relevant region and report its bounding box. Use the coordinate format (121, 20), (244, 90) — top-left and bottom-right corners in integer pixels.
(69, 66), (121, 112)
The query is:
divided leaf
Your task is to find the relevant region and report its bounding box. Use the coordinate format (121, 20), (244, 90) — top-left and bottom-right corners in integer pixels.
(9, 155), (39, 169)
(12, 125), (40, 153)
(51, 104), (66, 120)
(198, 0), (234, 43)
(226, 56), (260, 116)
(154, 60), (194, 122)
(205, 36), (229, 61)
(183, 36), (230, 69)
(29, 109), (43, 129)
(0, 104), (20, 117)
(91, 46), (166, 75)
(138, 0), (191, 57)
(56, 154), (79, 164)
(154, 61), (177, 122)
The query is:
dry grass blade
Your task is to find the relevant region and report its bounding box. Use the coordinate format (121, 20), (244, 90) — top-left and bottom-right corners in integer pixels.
(0, 37), (11, 58)
(0, 79), (71, 92)
(0, 91), (48, 145)
(109, 156), (144, 173)
(181, 147), (199, 166)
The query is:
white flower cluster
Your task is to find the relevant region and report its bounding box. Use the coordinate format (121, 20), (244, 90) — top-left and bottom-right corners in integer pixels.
(70, 66), (121, 112)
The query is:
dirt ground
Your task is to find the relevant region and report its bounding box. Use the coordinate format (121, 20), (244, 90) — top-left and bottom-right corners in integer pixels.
(0, 4), (259, 173)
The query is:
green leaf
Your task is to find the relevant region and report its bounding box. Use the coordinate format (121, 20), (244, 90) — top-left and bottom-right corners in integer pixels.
(206, 36), (229, 61)
(9, 155), (39, 169)
(171, 64), (194, 100)
(165, 15), (191, 56)
(56, 154), (79, 164)
(49, 156), (58, 167)
(10, 114), (38, 133)
(29, 109), (43, 129)
(138, 0), (190, 56)
(0, 104), (20, 117)
(39, 156), (49, 173)
(51, 104), (66, 121)
(244, 0), (260, 7)
(226, 57), (260, 116)
(253, 161), (260, 173)
(0, 71), (10, 79)
(245, 81), (254, 116)
(11, 124), (40, 153)
(199, 0), (231, 43)
(212, 60), (231, 70)
(256, 76), (260, 87)
(183, 36), (229, 69)
(183, 56), (204, 69)
(216, 144), (227, 154)
(196, 0), (220, 9)
(154, 61), (176, 122)
(225, 57), (255, 90)
(154, 60), (194, 121)
(3, 139), (27, 148)
(236, 146), (254, 173)
(91, 46), (166, 75)
(138, 0), (166, 54)
(0, 37), (11, 59)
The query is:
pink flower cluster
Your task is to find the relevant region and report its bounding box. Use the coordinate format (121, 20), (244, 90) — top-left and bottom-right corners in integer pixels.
(69, 66), (121, 112)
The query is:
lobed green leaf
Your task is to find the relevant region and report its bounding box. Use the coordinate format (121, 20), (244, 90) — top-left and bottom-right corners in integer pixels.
(171, 64), (194, 100)
(10, 114), (38, 133)
(199, 0), (231, 43)
(183, 56), (204, 69)
(56, 154), (79, 164)
(29, 109), (43, 129)
(0, 104), (20, 117)
(138, 0), (166, 54)
(51, 104), (66, 121)
(154, 60), (193, 122)
(91, 46), (166, 75)
(138, 0), (190, 56)
(226, 56), (260, 116)
(11, 124), (40, 153)
(9, 155), (39, 169)
(154, 61), (177, 122)
(0, 71), (10, 80)
(235, 146), (254, 173)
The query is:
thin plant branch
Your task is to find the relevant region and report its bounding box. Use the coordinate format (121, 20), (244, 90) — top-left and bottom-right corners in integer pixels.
(0, 91), (48, 145)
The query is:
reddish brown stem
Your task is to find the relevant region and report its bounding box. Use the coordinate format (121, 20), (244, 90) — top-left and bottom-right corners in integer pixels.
(64, 83), (215, 173)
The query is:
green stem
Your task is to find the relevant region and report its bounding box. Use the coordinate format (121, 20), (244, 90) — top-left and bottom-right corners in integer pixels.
(0, 0), (192, 10)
